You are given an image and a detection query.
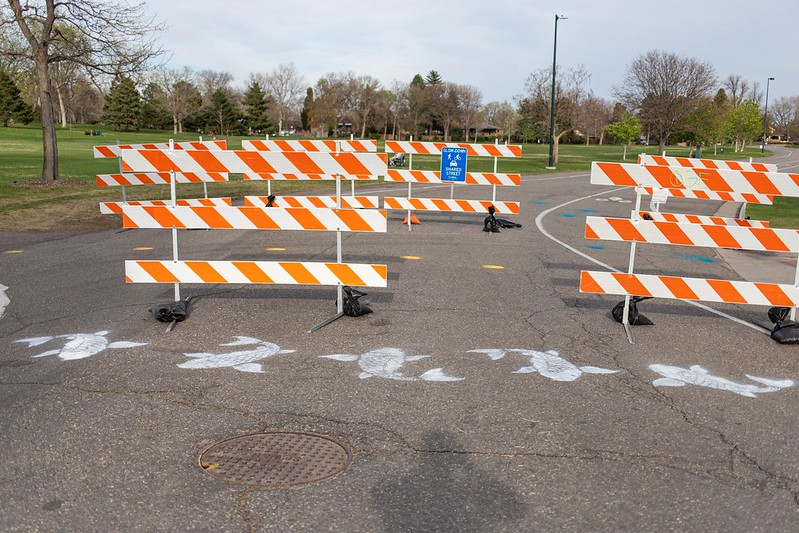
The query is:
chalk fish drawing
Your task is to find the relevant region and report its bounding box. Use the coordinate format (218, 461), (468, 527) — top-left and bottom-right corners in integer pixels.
(178, 336), (295, 373)
(0, 283), (9, 320)
(14, 331), (147, 360)
(321, 347), (464, 381)
(469, 349), (617, 382)
(650, 364), (794, 398)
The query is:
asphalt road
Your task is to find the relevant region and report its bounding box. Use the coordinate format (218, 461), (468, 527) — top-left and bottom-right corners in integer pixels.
(1, 146), (797, 532)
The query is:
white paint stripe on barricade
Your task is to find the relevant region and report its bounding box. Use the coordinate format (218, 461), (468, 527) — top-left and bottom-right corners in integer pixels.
(383, 197), (520, 214)
(580, 270), (799, 306)
(638, 154), (778, 172)
(125, 260), (388, 287)
(584, 216), (799, 252)
(244, 196), (380, 209)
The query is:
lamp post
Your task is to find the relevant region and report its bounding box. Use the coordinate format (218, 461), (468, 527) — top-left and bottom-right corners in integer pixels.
(761, 77), (775, 154)
(546, 14), (567, 169)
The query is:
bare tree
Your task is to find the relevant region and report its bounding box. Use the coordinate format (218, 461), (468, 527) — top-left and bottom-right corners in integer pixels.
(519, 64), (592, 164)
(1, 0), (164, 183)
(771, 96), (799, 141)
(152, 67), (201, 134)
(265, 63), (304, 135)
(579, 96), (613, 145)
(197, 70), (233, 106)
(349, 74), (381, 138)
(614, 50), (717, 154)
(458, 84), (482, 142)
(482, 101), (517, 143)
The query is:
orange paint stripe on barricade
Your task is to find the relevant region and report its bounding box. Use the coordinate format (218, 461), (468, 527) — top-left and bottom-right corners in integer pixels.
(660, 276), (699, 300)
(138, 261), (178, 283)
(755, 283), (794, 306)
(751, 227), (791, 252)
(193, 206), (234, 229)
(281, 263), (319, 285)
(238, 208), (282, 230)
(185, 261), (228, 283)
(232, 261), (274, 284)
(705, 279), (746, 304)
(655, 220), (693, 246)
(616, 273), (653, 297)
(702, 225), (741, 249)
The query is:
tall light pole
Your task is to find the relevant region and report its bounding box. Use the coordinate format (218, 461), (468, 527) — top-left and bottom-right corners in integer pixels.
(761, 77), (775, 154)
(547, 14), (567, 169)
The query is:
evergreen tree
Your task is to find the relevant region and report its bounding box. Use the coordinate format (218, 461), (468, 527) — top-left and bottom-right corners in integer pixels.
(0, 71), (33, 126)
(242, 81), (271, 134)
(208, 88), (239, 136)
(300, 87), (313, 131)
(102, 74), (141, 130)
(139, 82), (171, 130)
(424, 70), (443, 86)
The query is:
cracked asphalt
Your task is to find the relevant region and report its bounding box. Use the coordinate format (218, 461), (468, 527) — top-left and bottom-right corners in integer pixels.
(1, 147), (798, 531)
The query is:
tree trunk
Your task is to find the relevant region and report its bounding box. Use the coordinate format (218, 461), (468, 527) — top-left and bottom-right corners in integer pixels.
(36, 53), (58, 183)
(56, 85), (68, 128)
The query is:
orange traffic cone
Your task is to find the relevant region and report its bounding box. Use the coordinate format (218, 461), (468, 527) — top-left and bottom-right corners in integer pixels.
(403, 212), (420, 225)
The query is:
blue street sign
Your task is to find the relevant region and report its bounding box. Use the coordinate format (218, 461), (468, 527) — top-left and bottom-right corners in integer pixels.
(440, 147), (467, 182)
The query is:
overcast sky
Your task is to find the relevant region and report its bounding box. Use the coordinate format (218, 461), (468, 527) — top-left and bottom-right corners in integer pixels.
(148, 0), (796, 105)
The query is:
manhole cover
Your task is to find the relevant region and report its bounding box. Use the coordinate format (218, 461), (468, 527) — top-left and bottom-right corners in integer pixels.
(198, 430), (353, 488)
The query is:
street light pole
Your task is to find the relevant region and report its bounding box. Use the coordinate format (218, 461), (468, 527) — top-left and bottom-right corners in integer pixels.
(547, 14), (566, 169)
(761, 77), (775, 154)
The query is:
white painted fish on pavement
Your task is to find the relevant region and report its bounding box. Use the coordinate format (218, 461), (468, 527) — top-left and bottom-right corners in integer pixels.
(0, 283), (9, 321)
(179, 336), (295, 373)
(321, 347), (464, 381)
(14, 331), (147, 360)
(650, 364), (794, 398)
(469, 349), (617, 382)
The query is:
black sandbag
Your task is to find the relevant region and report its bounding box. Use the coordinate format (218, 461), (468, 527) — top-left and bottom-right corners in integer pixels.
(768, 306), (799, 344)
(611, 296), (654, 325)
(150, 300), (189, 323)
(341, 286), (373, 317)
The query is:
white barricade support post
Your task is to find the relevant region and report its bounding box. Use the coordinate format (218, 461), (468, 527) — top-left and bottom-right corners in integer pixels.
(585, 159), (798, 343)
(383, 139), (523, 232)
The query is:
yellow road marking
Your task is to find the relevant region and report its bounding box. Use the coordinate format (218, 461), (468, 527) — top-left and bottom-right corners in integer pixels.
(482, 265), (505, 270)
(401, 255), (422, 260)
(3, 250), (23, 254)
(133, 247), (153, 251)
(266, 247), (286, 251)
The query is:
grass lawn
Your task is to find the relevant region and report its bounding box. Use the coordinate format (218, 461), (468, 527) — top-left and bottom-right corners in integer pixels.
(0, 122), (788, 231)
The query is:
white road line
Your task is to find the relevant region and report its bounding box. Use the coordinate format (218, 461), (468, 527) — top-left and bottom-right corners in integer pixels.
(534, 187), (770, 334)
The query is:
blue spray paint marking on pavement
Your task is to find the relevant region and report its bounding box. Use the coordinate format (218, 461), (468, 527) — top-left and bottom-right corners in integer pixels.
(531, 201), (547, 205)
(557, 213), (577, 218)
(576, 209), (598, 213)
(674, 253), (715, 263)
(586, 245), (605, 250)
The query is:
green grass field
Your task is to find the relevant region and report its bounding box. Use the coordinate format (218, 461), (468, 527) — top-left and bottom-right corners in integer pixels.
(0, 122), (792, 231)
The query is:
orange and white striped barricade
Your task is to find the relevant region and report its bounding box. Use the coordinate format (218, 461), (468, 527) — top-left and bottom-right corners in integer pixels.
(581, 213), (799, 341)
(244, 195), (380, 209)
(637, 211), (769, 228)
(95, 171), (230, 215)
(94, 140), (227, 203)
(641, 187), (774, 206)
(122, 204), (388, 331)
(638, 153), (778, 172)
(383, 140), (522, 230)
(119, 146), (388, 331)
(100, 197), (232, 215)
(591, 161), (799, 197)
(241, 139), (377, 198)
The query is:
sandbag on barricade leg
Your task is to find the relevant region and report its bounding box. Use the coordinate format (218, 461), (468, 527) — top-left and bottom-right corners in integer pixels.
(611, 296), (654, 326)
(767, 307), (799, 344)
(340, 286), (373, 317)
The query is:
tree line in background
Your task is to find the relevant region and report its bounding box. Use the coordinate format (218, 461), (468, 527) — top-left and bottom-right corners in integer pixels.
(2, 1), (799, 183)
